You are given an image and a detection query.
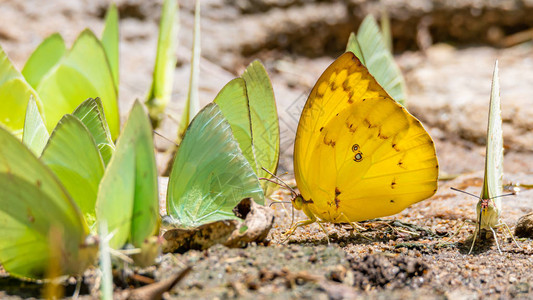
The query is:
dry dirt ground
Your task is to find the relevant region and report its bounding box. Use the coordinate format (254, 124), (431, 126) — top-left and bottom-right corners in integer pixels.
(0, 0), (532, 299)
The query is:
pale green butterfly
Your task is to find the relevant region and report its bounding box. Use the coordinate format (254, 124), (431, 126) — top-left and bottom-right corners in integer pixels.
(96, 101), (160, 267)
(451, 61), (520, 254)
(0, 115), (101, 279)
(470, 61), (519, 254)
(214, 61), (280, 191)
(346, 15), (407, 106)
(145, 0), (179, 127)
(21, 97), (114, 228)
(22, 29), (119, 139)
(164, 103), (264, 228)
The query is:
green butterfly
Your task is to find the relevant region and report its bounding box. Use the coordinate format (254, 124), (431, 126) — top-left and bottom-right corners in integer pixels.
(164, 103), (264, 228)
(22, 29), (119, 139)
(145, 0), (179, 127)
(21, 97), (114, 226)
(0, 105), (106, 279)
(346, 15), (407, 106)
(468, 61), (519, 254)
(96, 101), (160, 267)
(0, 4), (118, 140)
(214, 61), (279, 191)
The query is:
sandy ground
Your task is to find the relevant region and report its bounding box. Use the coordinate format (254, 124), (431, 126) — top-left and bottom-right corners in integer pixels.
(0, 0), (532, 299)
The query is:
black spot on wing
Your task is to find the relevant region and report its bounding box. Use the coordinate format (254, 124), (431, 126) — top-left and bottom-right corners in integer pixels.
(392, 143), (400, 152)
(377, 127), (388, 139)
(334, 187), (341, 209)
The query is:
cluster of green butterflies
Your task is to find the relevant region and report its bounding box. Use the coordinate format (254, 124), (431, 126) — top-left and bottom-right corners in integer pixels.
(0, 1), (518, 285)
(0, 56), (280, 281)
(0, 1), (280, 280)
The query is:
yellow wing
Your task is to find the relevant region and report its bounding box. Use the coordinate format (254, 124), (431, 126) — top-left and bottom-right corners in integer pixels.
(294, 52), (438, 222)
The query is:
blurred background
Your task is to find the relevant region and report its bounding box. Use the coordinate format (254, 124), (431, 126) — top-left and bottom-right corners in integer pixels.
(2, 0), (533, 177)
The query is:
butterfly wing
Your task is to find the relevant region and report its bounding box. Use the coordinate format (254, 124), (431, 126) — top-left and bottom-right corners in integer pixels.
(294, 52), (438, 222)
(0, 46), (43, 138)
(96, 101), (159, 250)
(72, 98), (115, 165)
(167, 103), (264, 228)
(214, 78), (254, 165)
(36, 30), (119, 138)
(22, 96), (49, 156)
(22, 33), (66, 89)
(478, 61), (503, 228)
(347, 16), (407, 106)
(146, 0), (179, 126)
(101, 3), (119, 89)
(41, 114), (105, 227)
(242, 61), (280, 179)
(0, 128), (91, 279)
(215, 61), (280, 192)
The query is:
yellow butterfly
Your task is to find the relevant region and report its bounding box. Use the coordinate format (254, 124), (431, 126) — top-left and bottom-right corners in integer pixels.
(288, 51), (439, 237)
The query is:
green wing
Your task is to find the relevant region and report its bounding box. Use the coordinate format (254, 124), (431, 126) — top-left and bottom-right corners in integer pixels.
(346, 15), (407, 106)
(22, 33), (66, 89)
(242, 60), (280, 179)
(96, 101), (159, 250)
(0, 46), (43, 138)
(36, 29), (119, 139)
(41, 114), (105, 227)
(101, 3), (119, 90)
(0, 127), (90, 279)
(145, 0), (179, 126)
(22, 96), (49, 156)
(167, 103), (264, 228)
(72, 98), (115, 165)
(214, 78), (254, 165)
(482, 61), (503, 201)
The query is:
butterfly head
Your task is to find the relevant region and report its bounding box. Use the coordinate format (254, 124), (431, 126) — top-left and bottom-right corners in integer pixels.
(479, 198), (491, 213)
(292, 194), (305, 210)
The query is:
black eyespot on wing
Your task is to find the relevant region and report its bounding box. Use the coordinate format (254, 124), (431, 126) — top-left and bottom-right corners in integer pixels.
(353, 152), (363, 162)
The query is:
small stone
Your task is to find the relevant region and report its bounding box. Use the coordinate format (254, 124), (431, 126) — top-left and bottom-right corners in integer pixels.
(515, 212), (533, 238)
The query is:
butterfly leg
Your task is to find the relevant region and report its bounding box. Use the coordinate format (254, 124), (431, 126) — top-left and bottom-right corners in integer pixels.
(283, 218), (317, 242)
(283, 209), (331, 244)
(73, 275), (82, 299)
(489, 226), (503, 254)
(468, 227), (479, 255)
(496, 221), (521, 249)
(438, 220), (468, 247)
(336, 213), (371, 241)
(316, 221), (331, 244)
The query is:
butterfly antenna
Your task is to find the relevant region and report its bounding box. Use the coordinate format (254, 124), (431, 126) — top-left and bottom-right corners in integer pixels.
(260, 177), (284, 187)
(450, 187), (481, 199)
(153, 130), (179, 146)
(261, 167), (298, 197)
(269, 201), (292, 207)
(489, 192), (515, 200)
